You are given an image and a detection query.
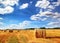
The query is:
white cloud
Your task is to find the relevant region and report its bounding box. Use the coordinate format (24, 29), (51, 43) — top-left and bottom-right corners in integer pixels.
(19, 3), (29, 9)
(0, 17), (3, 20)
(0, 0), (19, 14)
(0, 6), (14, 14)
(35, 0), (60, 10)
(6, 24), (18, 29)
(35, 0), (50, 9)
(47, 22), (59, 25)
(33, 0), (60, 21)
(46, 22), (60, 28)
(47, 5), (55, 9)
(5, 20), (31, 29)
(0, 0), (19, 6)
(0, 20), (43, 29)
(18, 21), (31, 29)
(41, 18), (47, 21)
(30, 15), (41, 20)
(30, 11), (60, 21)
(52, 0), (60, 6)
(30, 10), (60, 28)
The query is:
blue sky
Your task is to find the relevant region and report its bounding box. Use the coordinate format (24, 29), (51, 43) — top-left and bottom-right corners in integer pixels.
(0, 0), (60, 29)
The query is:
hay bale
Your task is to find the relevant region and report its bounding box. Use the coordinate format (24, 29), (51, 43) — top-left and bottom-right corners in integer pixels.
(35, 30), (43, 38)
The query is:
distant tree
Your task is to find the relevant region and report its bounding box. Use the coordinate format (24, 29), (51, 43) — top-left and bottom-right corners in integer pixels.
(25, 28), (35, 30)
(53, 27), (60, 29)
(40, 27), (46, 29)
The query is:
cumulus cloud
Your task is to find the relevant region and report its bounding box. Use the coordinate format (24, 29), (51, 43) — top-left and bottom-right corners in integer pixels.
(0, 0), (19, 6)
(19, 3), (29, 9)
(34, 0), (60, 21)
(35, 0), (60, 10)
(30, 15), (41, 20)
(0, 6), (14, 14)
(31, 0), (60, 21)
(30, 11), (48, 21)
(30, 10), (60, 28)
(0, 0), (19, 14)
(30, 14), (47, 21)
(35, 0), (50, 9)
(30, 11), (60, 21)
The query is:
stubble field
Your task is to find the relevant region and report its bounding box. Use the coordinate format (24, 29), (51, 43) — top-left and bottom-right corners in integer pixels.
(0, 29), (60, 43)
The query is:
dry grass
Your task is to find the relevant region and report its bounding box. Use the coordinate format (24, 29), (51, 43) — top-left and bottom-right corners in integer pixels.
(0, 29), (60, 43)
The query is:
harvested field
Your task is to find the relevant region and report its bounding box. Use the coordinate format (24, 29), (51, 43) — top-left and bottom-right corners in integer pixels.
(0, 29), (60, 43)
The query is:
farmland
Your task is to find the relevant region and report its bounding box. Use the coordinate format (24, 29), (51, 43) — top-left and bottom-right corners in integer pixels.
(0, 29), (60, 43)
